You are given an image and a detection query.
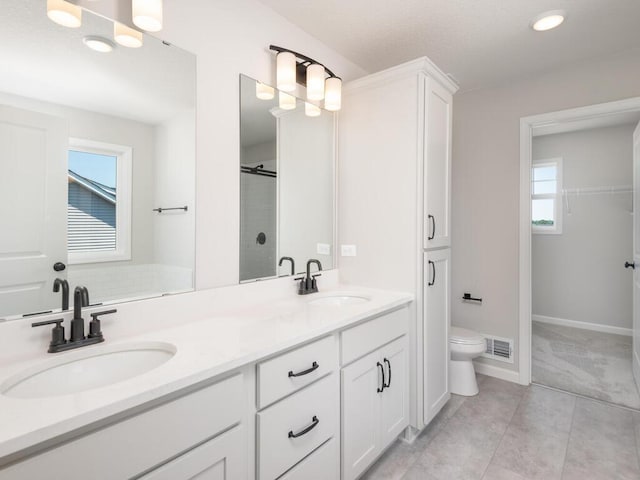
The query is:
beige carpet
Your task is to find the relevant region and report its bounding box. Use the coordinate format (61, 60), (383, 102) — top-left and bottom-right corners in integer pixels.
(532, 321), (640, 410)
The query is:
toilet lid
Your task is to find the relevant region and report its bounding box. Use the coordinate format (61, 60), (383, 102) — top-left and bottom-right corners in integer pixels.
(450, 327), (485, 345)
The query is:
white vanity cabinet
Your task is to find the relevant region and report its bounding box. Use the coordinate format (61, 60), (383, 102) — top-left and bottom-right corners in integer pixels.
(340, 308), (410, 480)
(339, 57), (457, 432)
(0, 374), (247, 480)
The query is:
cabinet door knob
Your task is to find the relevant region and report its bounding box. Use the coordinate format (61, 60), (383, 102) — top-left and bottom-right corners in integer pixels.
(625, 261), (635, 270)
(377, 362), (386, 393)
(383, 358), (392, 388)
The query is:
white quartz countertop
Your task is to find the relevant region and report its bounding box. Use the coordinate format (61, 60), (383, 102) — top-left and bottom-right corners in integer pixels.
(0, 285), (412, 461)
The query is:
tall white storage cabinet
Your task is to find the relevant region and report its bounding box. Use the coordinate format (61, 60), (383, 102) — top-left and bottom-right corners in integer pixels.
(339, 58), (457, 431)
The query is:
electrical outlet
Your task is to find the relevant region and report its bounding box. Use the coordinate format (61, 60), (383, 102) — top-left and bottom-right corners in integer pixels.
(317, 243), (331, 255)
(341, 244), (357, 257)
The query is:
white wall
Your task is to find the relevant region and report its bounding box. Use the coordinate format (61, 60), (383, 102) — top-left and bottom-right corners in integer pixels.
(160, 0), (367, 289)
(532, 125), (634, 330)
(452, 47), (640, 373)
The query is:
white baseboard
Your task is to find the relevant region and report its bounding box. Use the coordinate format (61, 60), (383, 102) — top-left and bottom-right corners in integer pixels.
(473, 361), (520, 384)
(532, 314), (632, 337)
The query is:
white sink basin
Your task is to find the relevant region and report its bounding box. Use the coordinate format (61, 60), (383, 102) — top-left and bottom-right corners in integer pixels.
(308, 293), (371, 306)
(1, 342), (176, 399)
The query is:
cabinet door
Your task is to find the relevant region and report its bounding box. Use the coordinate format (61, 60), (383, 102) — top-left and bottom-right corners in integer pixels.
(423, 249), (451, 425)
(379, 336), (410, 448)
(341, 349), (383, 480)
(423, 77), (453, 250)
(139, 425), (245, 480)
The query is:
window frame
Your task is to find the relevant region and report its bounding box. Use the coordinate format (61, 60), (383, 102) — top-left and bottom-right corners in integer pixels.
(67, 137), (132, 264)
(531, 157), (563, 235)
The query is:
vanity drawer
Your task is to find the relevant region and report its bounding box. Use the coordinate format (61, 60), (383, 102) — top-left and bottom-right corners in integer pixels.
(278, 438), (339, 480)
(341, 307), (409, 366)
(1, 374), (244, 480)
(257, 373), (338, 480)
(257, 335), (337, 409)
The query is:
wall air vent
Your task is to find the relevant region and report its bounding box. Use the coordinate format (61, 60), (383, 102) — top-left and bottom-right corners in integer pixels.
(481, 335), (514, 364)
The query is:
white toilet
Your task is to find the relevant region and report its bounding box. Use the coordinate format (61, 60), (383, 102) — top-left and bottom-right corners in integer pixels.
(449, 327), (486, 396)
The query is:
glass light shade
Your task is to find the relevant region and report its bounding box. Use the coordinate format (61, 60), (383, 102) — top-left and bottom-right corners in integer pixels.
(276, 52), (297, 92)
(256, 82), (275, 100)
(306, 64), (325, 101)
(47, 0), (82, 28)
(305, 102), (321, 117)
(83, 36), (115, 53)
(132, 0), (163, 32)
(531, 11), (566, 31)
(324, 77), (342, 111)
(114, 22), (143, 48)
(279, 91), (296, 110)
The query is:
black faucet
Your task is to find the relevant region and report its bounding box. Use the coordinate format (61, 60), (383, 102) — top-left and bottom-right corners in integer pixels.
(297, 259), (322, 295)
(53, 278), (69, 311)
(279, 256), (295, 276)
(32, 285), (116, 353)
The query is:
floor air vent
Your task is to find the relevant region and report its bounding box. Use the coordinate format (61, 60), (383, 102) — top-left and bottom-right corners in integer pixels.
(481, 335), (514, 364)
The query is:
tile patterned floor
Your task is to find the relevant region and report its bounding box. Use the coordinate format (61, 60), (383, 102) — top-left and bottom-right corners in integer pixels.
(361, 376), (640, 480)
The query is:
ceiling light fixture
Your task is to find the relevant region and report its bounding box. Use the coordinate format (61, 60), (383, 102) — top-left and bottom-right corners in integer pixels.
(83, 35), (115, 53)
(132, 0), (163, 32)
(531, 10), (566, 32)
(47, 0), (82, 28)
(270, 45), (342, 111)
(114, 22), (143, 48)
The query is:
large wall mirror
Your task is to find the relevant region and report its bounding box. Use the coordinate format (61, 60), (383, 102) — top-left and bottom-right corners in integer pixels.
(239, 75), (335, 282)
(0, 0), (196, 320)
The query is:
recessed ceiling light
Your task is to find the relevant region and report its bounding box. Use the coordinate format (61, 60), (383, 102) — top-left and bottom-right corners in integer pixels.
(83, 36), (115, 53)
(531, 10), (566, 32)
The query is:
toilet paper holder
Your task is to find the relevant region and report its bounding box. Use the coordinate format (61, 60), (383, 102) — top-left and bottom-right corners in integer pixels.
(462, 293), (482, 303)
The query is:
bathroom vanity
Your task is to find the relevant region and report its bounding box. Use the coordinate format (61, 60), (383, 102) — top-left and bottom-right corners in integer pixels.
(0, 275), (412, 479)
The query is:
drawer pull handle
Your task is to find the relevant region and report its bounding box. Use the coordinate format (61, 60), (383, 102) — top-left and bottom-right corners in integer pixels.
(288, 361), (319, 378)
(383, 358), (392, 388)
(377, 362), (385, 393)
(288, 416), (319, 438)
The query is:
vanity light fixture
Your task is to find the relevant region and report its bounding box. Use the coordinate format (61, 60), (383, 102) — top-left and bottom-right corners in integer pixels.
(531, 10), (566, 31)
(270, 45), (342, 111)
(132, 0), (163, 32)
(279, 91), (296, 110)
(83, 35), (115, 53)
(114, 22), (143, 48)
(47, 0), (82, 28)
(256, 82), (275, 100)
(305, 102), (321, 117)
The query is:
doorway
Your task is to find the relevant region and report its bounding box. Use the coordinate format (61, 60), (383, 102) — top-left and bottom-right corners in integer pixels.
(519, 98), (640, 410)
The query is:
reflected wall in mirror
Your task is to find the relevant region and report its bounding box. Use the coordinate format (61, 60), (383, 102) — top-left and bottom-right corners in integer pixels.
(239, 75), (335, 282)
(0, 0), (196, 320)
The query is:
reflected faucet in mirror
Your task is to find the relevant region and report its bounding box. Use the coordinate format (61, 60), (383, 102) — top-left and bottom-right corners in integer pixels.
(279, 256), (295, 276)
(53, 278), (70, 311)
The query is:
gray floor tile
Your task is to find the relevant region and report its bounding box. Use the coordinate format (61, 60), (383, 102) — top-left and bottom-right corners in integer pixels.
(562, 398), (640, 480)
(361, 440), (421, 480)
(510, 385), (576, 433)
(481, 464), (528, 480)
(634, 411), (640, 462)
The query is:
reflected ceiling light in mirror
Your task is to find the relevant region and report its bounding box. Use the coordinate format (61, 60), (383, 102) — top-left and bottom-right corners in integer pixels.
(132, 0), (163, 32)
(305, 102), (321, 117)
(276, 52), (297, 92)
(324, 77), (342, 111)
(83, 35), (115, 53)
(114, 22), (143, 48)
(279, 91), (296, 110)
(306, 64), (325, 101)
(47, 0), (82, 28)
(270, 45), (341, 111)
(256, 82), (275, 100)
(531, 10), (566, 31)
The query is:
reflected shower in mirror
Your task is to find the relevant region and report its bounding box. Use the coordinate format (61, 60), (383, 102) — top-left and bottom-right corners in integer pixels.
(239, 75), (335, 282)
(0, 0), (196, 320)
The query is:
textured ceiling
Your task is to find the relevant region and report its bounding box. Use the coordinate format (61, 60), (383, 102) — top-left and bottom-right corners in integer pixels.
(257, 0), (640, 91)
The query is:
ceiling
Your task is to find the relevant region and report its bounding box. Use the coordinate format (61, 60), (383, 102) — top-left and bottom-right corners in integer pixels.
(257, 0), (640, 92)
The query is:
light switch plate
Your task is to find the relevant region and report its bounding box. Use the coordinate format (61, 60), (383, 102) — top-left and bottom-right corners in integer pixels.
(341, 245), (357, 257)
(317, 243), (331, 255)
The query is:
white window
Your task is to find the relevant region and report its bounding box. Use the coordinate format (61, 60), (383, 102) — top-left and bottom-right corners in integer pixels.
(531, 158), (562, 234)
(67, 138), (132, 264)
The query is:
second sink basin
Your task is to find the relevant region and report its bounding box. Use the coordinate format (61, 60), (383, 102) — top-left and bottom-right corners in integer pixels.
(308, 293), (371, 307)
(1, 342), (176, 399)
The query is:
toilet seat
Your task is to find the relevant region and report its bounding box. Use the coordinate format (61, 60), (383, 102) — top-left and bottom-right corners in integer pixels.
(449, 327), (485, 346)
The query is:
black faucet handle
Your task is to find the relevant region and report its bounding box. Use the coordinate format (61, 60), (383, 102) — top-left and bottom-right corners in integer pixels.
(312, 273), (322, 278)
(32, 318), (67, 350)
(89, 309), (116, 339)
